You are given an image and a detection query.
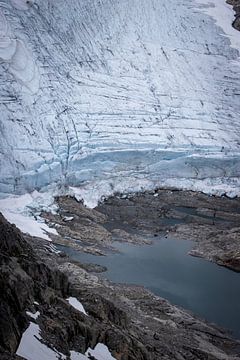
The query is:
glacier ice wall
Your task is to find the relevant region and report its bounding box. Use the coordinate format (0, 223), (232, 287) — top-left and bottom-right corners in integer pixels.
(0, 0), (240, 197)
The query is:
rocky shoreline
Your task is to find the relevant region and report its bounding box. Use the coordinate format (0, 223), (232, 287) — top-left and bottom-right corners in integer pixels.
(43, 190), (240, 273)
(1, 212), (240, 359)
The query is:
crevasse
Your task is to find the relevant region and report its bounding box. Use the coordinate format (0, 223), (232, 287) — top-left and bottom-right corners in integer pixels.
(0, 0), (240, 200)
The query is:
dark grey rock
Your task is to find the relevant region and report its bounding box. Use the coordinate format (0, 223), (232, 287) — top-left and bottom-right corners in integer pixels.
(227, 0), (240, 30)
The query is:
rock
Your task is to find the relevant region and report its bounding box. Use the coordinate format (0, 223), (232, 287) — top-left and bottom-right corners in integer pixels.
(1, 210), (240, 359)
(97, 190), (240, 271)
(42, 190), (240, 271)
(111, 228), (152, 245)
(227, 0), (240, 30)
(0, 213), (32, 257)
(71, 261), (107, 273)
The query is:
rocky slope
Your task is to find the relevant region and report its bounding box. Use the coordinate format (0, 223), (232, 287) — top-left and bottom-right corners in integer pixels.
(1, 211), (240, 359)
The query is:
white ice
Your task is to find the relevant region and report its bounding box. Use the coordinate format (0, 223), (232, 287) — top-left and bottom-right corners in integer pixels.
(63, 216), (74, 222)
(17, 308), (115, 360)
(10, 0), (34, 11)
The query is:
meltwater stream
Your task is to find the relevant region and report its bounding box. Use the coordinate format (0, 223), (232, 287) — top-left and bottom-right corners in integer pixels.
(58, 238), (240, 339)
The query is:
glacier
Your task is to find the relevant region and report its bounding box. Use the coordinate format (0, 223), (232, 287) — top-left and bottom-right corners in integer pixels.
(0, 0), (240, 213)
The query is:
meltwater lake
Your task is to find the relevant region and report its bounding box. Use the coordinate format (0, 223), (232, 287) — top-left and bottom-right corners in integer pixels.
(58, 237), (240, 338)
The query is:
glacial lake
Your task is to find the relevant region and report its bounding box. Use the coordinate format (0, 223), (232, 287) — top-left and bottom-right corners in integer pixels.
(58, 237), (240, 338)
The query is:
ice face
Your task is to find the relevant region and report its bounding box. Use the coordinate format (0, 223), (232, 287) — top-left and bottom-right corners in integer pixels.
(0, 0), (239, 199)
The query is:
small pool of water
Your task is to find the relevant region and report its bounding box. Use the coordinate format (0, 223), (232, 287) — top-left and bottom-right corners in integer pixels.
(58, 237), (240, 338)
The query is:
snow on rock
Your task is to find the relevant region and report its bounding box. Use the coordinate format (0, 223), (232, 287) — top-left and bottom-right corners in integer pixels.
(0, 7), (39, 94)
(26, 310), (40, 320)
(70, 343), (116, 360)
(16, 319), (115, 360)
(66, 297), (88, 316)
(85, 343), (116, 360)
(16, 322), (66, 360)
(0, 191), (58, 240)
(63, 216), (74, 222)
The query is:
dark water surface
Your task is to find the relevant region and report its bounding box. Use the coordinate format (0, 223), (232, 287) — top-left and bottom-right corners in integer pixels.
(58, 237), (240, 338)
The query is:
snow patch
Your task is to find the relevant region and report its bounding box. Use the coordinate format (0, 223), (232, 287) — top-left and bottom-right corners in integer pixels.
(70, 351), (88, 360)
(66, 297), (88, 316)
(26, 310), (40, 320)
(16, 322), (66, 360)
(0, 191), (58, 241)
(63, 216), (74, 222)
(86, 343), (116, 360)
(16, 321), (115, 360)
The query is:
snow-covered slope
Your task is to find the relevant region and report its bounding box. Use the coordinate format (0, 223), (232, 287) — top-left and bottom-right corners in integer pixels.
(0, 0), (240, 200)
